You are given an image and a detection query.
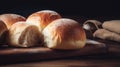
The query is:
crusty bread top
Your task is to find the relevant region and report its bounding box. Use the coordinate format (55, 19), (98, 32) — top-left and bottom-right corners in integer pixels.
(44, 18), (86, 41)
(0, 14), (26, 29)
(26, 10), (61, 31)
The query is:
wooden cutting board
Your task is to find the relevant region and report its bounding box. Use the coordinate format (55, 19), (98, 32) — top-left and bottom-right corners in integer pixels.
(0, 40), (107, 64)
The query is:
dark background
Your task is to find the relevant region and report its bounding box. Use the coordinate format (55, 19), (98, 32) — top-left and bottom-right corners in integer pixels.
(0, 0), (120, 22)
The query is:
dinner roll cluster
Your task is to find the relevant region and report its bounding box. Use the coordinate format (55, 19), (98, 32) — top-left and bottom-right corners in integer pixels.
(0, 10), (86, 49)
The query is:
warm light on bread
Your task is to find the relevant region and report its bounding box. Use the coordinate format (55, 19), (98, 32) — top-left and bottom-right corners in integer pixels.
(26, 10), (61, 31)
(42, 18), (86, 49)
(8, 21), (43, 47)
(0, 14), (26, 29)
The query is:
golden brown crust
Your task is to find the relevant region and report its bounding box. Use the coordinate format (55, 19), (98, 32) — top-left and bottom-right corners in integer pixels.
(26, 10), (61, 31)
(0, 14), (26, 29)
(42, 18), (86, 49)
(54, 21), (85, 41)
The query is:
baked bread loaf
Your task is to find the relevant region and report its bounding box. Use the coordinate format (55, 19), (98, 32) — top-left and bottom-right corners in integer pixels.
(26, 10), (61, 31)
(8, 21), (43, 47)
(42, 18), (86, 49)
(0, 20), (8, 44)
(0, 14), (26, 29)
(102, 20), (120, 34)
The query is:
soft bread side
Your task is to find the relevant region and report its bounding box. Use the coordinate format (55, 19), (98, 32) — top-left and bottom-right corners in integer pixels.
(8, 21), (43, 47)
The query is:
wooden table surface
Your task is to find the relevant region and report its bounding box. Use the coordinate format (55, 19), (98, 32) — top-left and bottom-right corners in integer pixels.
(1, 55), (120, 67)
(1, 40), (120, 67)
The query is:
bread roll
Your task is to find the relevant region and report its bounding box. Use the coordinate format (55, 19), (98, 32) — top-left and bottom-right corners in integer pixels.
(0, 14), (26, 29)
(93, 29), (120, 42)
(26, 10), (61, 31)
(8, 21), (43, 47)
(102, 20), (120, 34)
(0, 20), (8, 44)
(42, 18), (86, 50)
